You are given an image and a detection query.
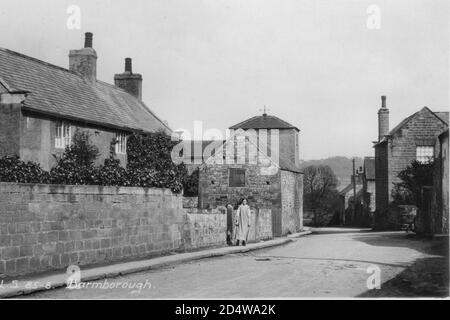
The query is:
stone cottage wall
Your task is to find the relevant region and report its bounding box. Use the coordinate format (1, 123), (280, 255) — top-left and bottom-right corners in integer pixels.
(19, 111), (128, 171)
(0, 182), (225, 277)
(375, 108), (448, 229)
(198, 164), (281, 210)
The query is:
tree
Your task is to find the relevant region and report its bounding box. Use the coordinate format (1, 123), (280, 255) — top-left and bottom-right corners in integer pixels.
(303, 165), (339, 226)
(392, 160), (434, 207)
(49, 129), (99, 185)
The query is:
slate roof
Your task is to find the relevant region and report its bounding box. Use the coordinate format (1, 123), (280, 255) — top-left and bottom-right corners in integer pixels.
(229, 114), (299, 131)
(363, 157), (375, 180)
(0, 48), (170, 133)
(375, 107), (449, 146)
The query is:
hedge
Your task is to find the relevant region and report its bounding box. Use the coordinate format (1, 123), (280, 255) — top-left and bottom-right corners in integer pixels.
(0, 129), (196, 195)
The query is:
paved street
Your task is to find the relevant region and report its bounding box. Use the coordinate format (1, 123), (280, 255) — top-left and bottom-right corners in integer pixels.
(20, 230), (448, 299)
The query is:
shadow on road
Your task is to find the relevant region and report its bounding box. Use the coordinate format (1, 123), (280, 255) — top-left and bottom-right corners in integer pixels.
(351, 232), (448, 255)
(357, 236), (449, 297)
(310, 227), (373, 234)
(358, 255), (449, 297)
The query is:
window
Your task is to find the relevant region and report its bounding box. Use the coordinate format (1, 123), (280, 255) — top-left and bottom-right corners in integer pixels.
(115, 132), (127, 154)
(229, 168), (246, 187)
(55, 121), (71, 148)
(416, 146), (434, 163)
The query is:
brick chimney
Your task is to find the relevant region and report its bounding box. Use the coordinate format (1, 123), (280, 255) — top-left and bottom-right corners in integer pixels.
(114, 58), (143, 100)
(378, 95), (389, 141)
(69, 32), (97, 83)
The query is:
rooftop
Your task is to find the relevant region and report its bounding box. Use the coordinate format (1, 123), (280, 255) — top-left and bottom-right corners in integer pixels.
(229, 113), (299, 131)
(0, 47), (170, 133)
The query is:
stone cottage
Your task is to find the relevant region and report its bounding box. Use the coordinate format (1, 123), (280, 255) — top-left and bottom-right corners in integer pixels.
(373, 95), (449, 229)
(197, 112), (304, 237)
(0, 33), (170, 170)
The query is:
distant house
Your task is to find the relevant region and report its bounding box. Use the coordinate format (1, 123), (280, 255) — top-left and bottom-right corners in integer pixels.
(338, 171), (363, 225)
(0, 33), (170, 170)
(193, 112), (304, 237)
(373, 95), (449, 229)
(362, 157), (376, 215)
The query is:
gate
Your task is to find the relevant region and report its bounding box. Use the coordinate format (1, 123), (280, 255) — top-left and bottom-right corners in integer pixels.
(272, 208), (282, 237)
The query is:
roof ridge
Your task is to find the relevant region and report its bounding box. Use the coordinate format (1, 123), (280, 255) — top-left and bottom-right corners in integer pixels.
(0, 47), (76, 75)
(266, 114), (298, 128)
(229, 115), (260, 129)
(229, 113), (299, 130)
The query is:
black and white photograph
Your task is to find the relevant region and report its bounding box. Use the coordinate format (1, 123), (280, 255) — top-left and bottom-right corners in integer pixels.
(0, 0), (448, 310)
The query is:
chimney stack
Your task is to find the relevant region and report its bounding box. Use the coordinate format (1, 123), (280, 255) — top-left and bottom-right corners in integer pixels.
(69, 32), (97, 83)
(125, 57), (132, 73)
(378, 95), (389, 142)
(114, 58), (143, 100)
(84, 32), (93, 48)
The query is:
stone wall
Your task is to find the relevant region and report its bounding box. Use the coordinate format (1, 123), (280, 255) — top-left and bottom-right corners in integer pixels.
(281, 170), (302, 234)
(0, 182), (225, 277)
(430, 132), (449, 234)
(230, 208), (272, 242)
(375, 142), (389, 227)
(185, 212), (226, 249)
(182, 196), (198, 209)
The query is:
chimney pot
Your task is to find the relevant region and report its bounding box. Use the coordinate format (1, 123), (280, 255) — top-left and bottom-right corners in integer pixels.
(84, 32), (93, 48)
(69, 32), (97, 82)
(114, 58), (142, 100)
(378, 95), (390, 141)
(381, 95), (386, 108)
(125, 58), (132, 73)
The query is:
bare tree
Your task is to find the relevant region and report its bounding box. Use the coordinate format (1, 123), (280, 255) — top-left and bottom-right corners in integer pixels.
(303, 165), (339, 226)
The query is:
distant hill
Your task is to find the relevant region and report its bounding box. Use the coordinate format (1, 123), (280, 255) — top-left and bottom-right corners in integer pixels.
(299, 156), (364, 191)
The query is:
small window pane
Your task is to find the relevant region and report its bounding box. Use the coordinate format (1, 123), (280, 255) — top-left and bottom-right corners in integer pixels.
(115, 133), (127, 154)
(416, 146), (434, 163)
(55, 121), (71, 148)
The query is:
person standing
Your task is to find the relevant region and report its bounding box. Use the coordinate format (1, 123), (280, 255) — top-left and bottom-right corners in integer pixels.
(235, 199), (251, 246)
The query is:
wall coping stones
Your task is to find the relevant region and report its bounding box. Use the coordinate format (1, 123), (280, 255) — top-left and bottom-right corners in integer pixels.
(0, 182), (177, 196)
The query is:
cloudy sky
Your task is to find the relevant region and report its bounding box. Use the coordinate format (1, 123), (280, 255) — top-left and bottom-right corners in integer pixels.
(0, 0), (448, 160)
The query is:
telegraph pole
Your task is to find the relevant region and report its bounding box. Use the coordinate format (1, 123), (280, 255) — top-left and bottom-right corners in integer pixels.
(352, 158), (356, 223)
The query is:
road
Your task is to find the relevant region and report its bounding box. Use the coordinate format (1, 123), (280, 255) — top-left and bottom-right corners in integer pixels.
(20, 230), (448, 298)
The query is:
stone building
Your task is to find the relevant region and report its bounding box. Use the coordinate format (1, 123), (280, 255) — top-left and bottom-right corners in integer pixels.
(338, 170), (363, 225)
(373, 95), (449, 229)
(362, 157), (376, 216)
(430, 129), (449, 234)
(0, 33), (170, 170)
(197, 113), (304, 237)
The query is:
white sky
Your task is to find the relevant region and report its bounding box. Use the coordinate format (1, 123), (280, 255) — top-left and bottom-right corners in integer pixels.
(0, 0), (448, 160)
